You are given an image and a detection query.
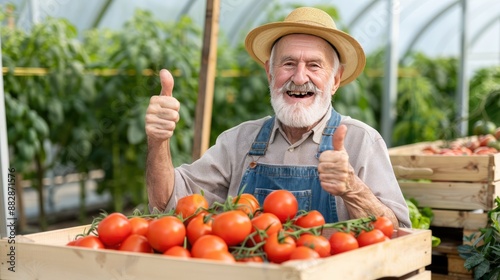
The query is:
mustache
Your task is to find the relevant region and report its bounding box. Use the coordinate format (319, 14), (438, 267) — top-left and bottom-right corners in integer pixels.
(279, 80), (323, 94)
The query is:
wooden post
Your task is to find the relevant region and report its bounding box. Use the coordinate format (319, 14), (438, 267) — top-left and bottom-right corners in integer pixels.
(192, 0), (220, 161)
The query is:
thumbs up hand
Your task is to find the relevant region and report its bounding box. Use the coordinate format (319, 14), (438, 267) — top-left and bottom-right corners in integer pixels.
(145, 69), (181, 144)
(318, 124), (353, 196)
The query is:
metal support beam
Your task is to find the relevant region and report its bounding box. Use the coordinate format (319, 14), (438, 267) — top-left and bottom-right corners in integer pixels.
(456, 0), (469, 136)
(381, 0), (400, 147)
(0, 35), (12, 238)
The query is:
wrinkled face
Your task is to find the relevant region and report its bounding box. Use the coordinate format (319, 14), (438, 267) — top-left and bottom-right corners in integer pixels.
(266, 34), (341, 128)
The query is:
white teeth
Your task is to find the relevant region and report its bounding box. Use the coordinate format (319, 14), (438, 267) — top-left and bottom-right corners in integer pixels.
(289, 91), (307, 95)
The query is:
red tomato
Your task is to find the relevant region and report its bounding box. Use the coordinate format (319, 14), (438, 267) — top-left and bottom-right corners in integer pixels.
(296, 234), (331, 258)
(119, 234), (153, 253)
(329, 231), (359, 254)
(264, 231), (296, 264)
(356, 229), (386, 247)
(371, 216), (394, 238)
(175, 193), (209, 221)
(212, 210), (252, 246)
(233, 193), (260, 215)
(147, 216), (186, 253)
(263, 190), (298, 223)
(289, 246), (320, 260)
(186, 213), (213, 245)
(237, 256), (265, 263)
(97, 212), (132, 247)
(191, 235), (228, 258)
(201, 250), (236, 263)
(249, 212), (282, 245)
(74, 235), (105, 249)
(66, 239), (78, 246)
(129, 217), (150, 236)
(294, 210), (325, 229)
(163, 246), (191, 258)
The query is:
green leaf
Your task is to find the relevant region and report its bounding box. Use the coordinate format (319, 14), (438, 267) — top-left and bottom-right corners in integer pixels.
(473, 260), (490, 279)
(431, 236), (441, 247)
(464, 253), (485, 270)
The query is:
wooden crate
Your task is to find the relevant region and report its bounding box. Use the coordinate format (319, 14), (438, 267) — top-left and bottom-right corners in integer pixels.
(388, 138), (498, 279)
(389, 139), (500, 215)
(0, 226), (432, 280)
(389, 138), (499, 183)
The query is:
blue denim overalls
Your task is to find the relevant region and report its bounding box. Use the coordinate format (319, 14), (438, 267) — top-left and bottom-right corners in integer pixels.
(237, 109), (341, 223)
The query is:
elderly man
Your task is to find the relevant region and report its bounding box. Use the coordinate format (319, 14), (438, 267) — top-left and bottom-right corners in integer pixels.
(145, 7), (411, 228)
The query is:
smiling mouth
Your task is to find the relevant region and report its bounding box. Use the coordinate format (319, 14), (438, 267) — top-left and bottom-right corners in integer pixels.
(287, 91), (314, 98)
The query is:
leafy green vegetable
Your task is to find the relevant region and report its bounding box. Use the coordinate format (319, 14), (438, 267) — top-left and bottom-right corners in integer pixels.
(406, 198), (441, 247)
(458, 197), (500, 280)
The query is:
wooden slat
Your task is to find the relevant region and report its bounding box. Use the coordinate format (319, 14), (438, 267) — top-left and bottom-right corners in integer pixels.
(431, 210), (488, 229)
(447, 254), (471, 276)
(400, 181), (499, 210)
(391, 155), (494, 182)
(431, 273), (472, 280)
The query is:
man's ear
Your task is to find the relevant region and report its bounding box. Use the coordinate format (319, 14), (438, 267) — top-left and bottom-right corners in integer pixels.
(332, 66), (344, 95)
(265, 60), (272, 82)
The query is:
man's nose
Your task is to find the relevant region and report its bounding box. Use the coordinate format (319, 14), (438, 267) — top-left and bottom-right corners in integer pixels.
(291, 64), (309, 85)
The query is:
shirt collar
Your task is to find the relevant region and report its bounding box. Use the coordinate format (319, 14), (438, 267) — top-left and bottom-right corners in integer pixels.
(269, 105), (332, 144)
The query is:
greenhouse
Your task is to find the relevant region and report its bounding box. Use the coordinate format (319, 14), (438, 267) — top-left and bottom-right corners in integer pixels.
(1, 0), (500, 279)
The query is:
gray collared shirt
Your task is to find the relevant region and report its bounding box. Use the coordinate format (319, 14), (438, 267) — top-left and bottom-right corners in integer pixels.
(166, 108), (411, 228)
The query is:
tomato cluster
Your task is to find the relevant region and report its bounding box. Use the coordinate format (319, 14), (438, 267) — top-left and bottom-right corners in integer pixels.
(67, 190), (394, 264)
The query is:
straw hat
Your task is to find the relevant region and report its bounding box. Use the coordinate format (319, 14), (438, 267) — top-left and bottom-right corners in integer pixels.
(245, 7), (366, 87)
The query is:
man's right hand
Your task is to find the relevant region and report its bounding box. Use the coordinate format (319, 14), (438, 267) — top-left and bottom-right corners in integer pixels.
(145, 69), (180, 144)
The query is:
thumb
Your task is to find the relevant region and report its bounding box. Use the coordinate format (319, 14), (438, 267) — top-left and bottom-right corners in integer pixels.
(159, 69), (174, 96)
(333, 124), (347, 151)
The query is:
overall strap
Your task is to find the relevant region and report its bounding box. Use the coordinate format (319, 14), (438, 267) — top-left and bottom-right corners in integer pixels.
(248, 117), (275, 156)
(316, 108), (341, 158)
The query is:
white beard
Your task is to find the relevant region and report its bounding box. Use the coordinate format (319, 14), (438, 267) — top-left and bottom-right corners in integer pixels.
(270, 77), (334, 128)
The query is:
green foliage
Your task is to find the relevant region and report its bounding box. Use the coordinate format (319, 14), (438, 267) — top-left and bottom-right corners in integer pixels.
(458, 197), (500, 280)
(80, 10), (203, 210)
(406, 198), (441, 247)
(468, 66), (500, 130)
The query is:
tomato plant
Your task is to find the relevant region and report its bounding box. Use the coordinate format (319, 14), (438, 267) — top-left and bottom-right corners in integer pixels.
(129, 217), (150, 236)
(163, 246), (191, 258)
(296, 234), (331, 258)
(97, 212), (132, 247)
(249, 212), (282, 245)
(357, 229), (386, 247)
(175, 193), (209, 221)
(74, 236), (105, 249)
(119, 234), (153, 253)
(212, 210), (252, 246)
(147, 216), (186, 253)
(191, 234), (228, 258)
(371, 216), (394, 238)
(263, 190), (298, 223)
(294, 210), (325, 229)
(329, 231), (359, 254)
(289, 246), (320, 260)
(186, 213), (213, 245)
(264, 231), (296, 264)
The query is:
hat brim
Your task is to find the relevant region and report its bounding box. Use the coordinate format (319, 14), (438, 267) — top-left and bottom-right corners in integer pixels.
(245, 22), (366, 87)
